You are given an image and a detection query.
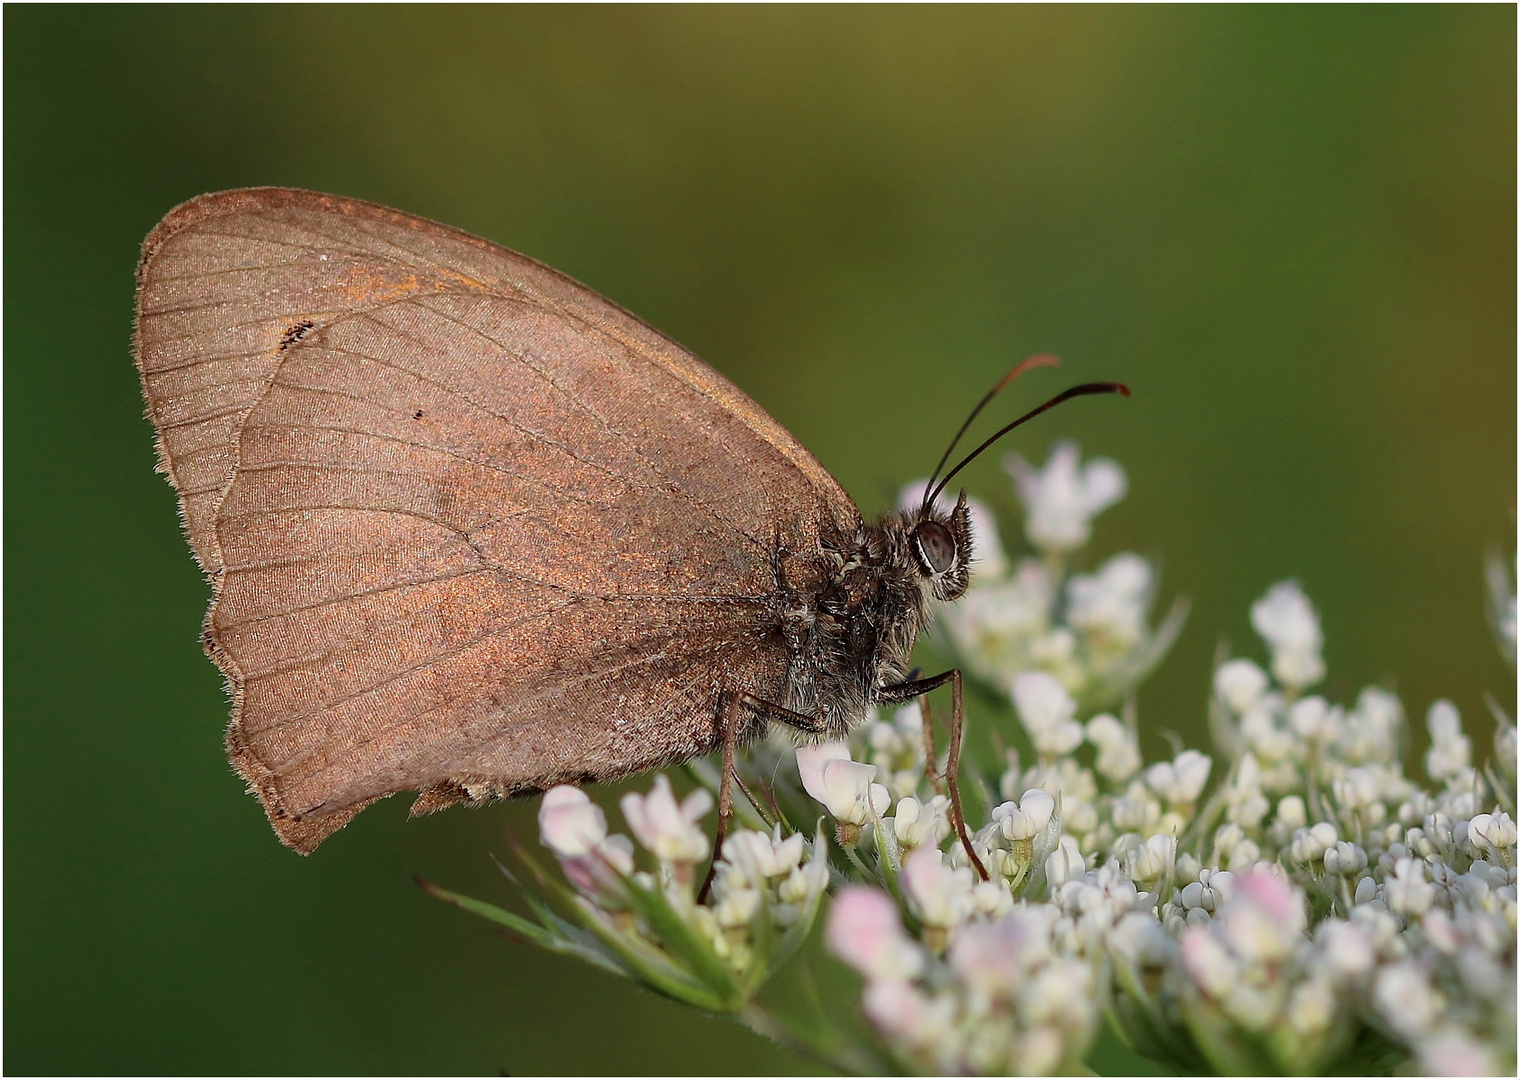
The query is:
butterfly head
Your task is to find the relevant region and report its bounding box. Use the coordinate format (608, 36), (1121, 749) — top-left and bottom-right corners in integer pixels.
(905, 492), (973, 603)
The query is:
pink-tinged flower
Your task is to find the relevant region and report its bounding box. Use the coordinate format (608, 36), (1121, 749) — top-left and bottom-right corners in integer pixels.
(619, 774), (711, 865)
(861, 978), (940, 1047)
(1417, 1027), (1498, 1077)
(902, 846), (975, 930)
(1315, 919), (1375, 979)
(1217, 867), (1304, 964)
(1180, 927), (1238, 998)
(825, 886), (924, 981)
(796, 742), (890, 826)
(949, 908), (1054, 999)
(558, 835), (635, 896)
(539, 785), (608, 857)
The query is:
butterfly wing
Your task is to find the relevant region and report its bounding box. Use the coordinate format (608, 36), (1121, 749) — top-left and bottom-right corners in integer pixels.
(134, 188), (859, 851)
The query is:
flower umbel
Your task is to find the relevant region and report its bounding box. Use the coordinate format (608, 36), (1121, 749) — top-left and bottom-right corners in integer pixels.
(425, 448), (1516, 1078)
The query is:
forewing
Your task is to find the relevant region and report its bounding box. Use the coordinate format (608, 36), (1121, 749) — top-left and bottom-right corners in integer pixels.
(134, 188), (858, 851)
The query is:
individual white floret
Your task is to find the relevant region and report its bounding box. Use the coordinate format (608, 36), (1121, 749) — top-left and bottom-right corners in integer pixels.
(539, 785), (609, 857)
(1122, 833), (1175, 891)
(1468, 811), (1517, 859)
(1267, 794), (1308, 848)
(1144, 749), (1212, 806)
(1372, 961), (1446, 1040)
(720, 827), (805, 880)
(1011, 671), (1085, 757)
(938, 558), (1058, 691)
(892, 794), (952, 852)
(796, 741), (891, 832)
(1288, 695), (1341, 745)
(1424, 700), (1471, 782)
(863, 703), (927, 801)
(1333, 767), (1381, 813)
(1290, 822), (1339, 865)
(1177, 868), (1236, 921)
(902, 846), (977, 935)
(1214, 658), (1270, 713)
(1324, 840), (1369, 877)
(1111, 781), (1164, 834)
(619, 774), (712, 865)
(1211, 823), (1263, 872)
(1223, 753), (1271, 831)
(1085, 712), (1142, 781)
(1336, 687), (1404, 765)
(711, 881), (763, 928)
(1045, 836), (1087, 889)
(1250, 580), (1326, 691)
(970, 878), (1015, 919)
(1066, 553), (1152, 646)
(1003, 439), (1127, 553)
(1383, 857), (1437, 917)
(991, 788), (1056, 842)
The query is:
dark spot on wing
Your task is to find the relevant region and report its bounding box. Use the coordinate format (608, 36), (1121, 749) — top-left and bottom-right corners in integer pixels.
(278, 320), (316, 352)
(413, 410), (424, 419)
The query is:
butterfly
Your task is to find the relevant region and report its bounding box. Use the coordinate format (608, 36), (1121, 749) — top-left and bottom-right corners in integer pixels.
(133, 188), (1124, 867)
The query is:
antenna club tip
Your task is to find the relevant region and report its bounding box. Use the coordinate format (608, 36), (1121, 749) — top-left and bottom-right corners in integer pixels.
(1116, 383), (1131, 397)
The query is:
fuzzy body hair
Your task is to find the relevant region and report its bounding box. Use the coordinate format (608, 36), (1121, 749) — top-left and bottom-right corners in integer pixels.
(768, 495), (974, 741)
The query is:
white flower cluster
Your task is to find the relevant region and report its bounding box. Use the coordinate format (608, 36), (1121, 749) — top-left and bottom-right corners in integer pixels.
(912, 442), (1187, 711)
(807, 570), (1516, 1074)
(827, 886), (1100, 1075)
(526, 775), (829, 1011)
(803, 463), (1512, 1074)
(434, 447), (1515, 1076)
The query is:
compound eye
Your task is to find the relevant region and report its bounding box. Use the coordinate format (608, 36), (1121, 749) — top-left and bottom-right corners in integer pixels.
(914, 520), (957, 575)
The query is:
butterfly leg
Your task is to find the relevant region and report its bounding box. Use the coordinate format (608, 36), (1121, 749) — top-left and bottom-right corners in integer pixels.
(878, 669), (989, 881)
(917, 692), (944, 795)
(699, 690), (826, 904)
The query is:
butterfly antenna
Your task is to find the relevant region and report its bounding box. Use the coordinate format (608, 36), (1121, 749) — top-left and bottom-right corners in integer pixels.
(920, 354), (1060, 513)
(926, 381), (1130, 509)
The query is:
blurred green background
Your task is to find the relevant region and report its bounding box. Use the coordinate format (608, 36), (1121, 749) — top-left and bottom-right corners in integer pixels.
(6, 6), (1514, 1075)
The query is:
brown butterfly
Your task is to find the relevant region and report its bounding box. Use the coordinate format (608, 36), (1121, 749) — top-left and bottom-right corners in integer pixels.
(133, 188), (1125, 865)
